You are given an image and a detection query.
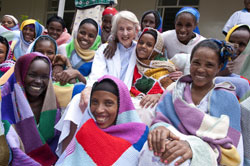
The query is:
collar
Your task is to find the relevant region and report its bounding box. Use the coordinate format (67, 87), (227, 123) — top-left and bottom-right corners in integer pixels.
(118, 41), (136, 51)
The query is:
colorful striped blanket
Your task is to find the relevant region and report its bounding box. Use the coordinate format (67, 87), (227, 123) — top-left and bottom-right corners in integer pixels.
(152, 75), (242, 166)
(1, 53), (60, 165)
(130, 28), (175, 97)
(56, 75), (149, 166)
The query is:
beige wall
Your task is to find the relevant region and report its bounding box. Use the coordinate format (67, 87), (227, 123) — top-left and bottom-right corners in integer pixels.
(0, 0), (245, 40)
(117, 0), (244, 40)
(116, 0), (157, 23)
(199, 0), (244, 39)
(0, 0), (47, 25)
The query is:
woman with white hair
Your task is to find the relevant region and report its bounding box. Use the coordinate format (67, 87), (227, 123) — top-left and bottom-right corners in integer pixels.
(55, 10), (140, 156)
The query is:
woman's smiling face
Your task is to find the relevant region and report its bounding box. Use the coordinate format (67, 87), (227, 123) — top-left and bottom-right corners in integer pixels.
(77, 23), (97, 50)
(22, 25), (36, 42)
(116, 18), (137, 48)
(24, 59), (50, 99)
(90, 90), (118, 129)
(190, 47), (222, 89)
(136, 33), (156, 60)
(175, 13), (196, 45)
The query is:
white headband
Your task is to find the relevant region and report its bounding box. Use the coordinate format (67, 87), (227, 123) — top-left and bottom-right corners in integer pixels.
(4, 15), (18, 25)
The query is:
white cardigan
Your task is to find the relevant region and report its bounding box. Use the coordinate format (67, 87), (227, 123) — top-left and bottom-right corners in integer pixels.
(87, 41), (137, 90)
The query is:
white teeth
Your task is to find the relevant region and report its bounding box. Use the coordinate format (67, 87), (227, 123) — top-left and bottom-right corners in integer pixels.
(31, 86), (41, 91)
(81, 41), (88, 45)
(196, 75), (205, 79)
(96, 116), (107, 123)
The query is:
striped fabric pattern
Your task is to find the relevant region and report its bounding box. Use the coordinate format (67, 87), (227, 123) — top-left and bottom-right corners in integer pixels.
(1, 52), (60, 165)
(56, 75), (149, 166)
(153, 75), (242, 165)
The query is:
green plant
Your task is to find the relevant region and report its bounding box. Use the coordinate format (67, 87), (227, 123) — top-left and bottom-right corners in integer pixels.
(19, 15), (41, 24)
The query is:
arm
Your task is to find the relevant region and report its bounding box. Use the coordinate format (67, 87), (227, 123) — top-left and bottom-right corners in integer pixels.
(86, 44), (109, 87)
(103, 34), (117, 59)
(57, 68), (86, 85)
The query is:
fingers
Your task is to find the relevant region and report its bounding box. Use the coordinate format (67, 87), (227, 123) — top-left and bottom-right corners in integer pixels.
(169, 132), (180, 141)
(140, 94), (160, 108)
(148, 127), (171, 156)
(175, 152), (192, 166)
(147, 132), (153, 151)
(79, 87), (91, 112)
(161, 140), (192, 165)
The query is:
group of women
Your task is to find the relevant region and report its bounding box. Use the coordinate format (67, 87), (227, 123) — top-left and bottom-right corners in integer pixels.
(0, 5), (250, 166)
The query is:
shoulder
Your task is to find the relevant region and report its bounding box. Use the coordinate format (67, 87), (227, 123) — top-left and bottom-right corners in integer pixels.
(162, 30), (175, 38)
(57, 44), (68, 55)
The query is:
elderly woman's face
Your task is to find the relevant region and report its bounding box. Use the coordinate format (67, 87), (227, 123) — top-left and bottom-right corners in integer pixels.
(90, 90), (118, 129)
(117, 18), (136, 48)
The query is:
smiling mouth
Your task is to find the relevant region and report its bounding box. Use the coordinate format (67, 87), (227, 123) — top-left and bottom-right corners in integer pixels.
(195, 75), (206, 79)
(80, 40), (88, 45)
(95, 116), (108, 124)
(178, 34), (187, 38)
(31, 86), (41, 91)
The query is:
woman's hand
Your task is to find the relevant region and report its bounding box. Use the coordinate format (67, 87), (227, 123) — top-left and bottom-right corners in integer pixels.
(148, 126), (179, 157)
(169, 71), (183, 81)
(225, 61), (234, 75)
(79, 86), (92, 112)
(161, 140), (192, 165)
(140, 94), (161, 108)
(53, 54), (71, 68)
(103, 35), (117, 59)
(57, 69), (80, 85)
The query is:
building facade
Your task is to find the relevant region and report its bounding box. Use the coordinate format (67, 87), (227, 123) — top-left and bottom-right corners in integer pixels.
(0, 0), (243, 39)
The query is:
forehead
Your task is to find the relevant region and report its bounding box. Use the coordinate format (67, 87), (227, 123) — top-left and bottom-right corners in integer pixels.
(176, 12), (196, 23)
(117, 18), (134, 27)
(2, 16), (14, 22)
(144, 13), (155, 20)
(79, 23), (97, 31)
(192, 47), (218, 60)
(0, 42), (7, 49)
(48, 21), (63, 28)
(91, 90), (118, 99)
(230, 29), (250, 41)
(140, 33), (155, 41)
(102, 14), (113, 21)
(36, 40), (55, 49)
(28, 59), (50, 72)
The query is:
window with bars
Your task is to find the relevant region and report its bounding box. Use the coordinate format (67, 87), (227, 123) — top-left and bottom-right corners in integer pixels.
(156, 0), (199, 32)
(47, 0), (75, 32)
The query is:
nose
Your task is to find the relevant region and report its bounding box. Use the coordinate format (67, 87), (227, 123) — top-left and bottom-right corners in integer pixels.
(180, 26), (186, 33)
(34, 77), (42, 84)
(123, 29), (128, 36)
(145, 22), (150, 27)
(96, 104), (105, 113)
(197, 66), (205, 73)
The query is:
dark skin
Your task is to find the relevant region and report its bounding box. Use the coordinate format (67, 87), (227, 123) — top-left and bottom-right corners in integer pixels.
(218, 29), (250, 76)
(244, 0), (250, 12)
(24, 59), (50, 123)
(101, 14), (113, 43)
(148, 47), (223, 165)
